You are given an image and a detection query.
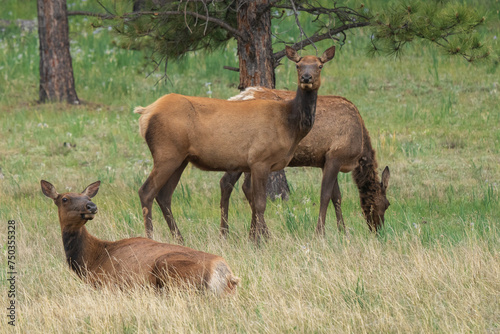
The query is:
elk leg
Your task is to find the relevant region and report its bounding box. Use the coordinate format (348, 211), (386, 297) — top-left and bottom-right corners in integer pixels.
(249, 166), (270, 243)
(242, 172), (252, 205)
(139, 160), (183, 239)
(156, 160), (188, 244)
(316, 159), (341, 236)
(219, 171), (242, 237)
(331, 179), (345, 233)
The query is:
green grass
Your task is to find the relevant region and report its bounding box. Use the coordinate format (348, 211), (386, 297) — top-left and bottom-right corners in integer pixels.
(1, 1), (499, 333)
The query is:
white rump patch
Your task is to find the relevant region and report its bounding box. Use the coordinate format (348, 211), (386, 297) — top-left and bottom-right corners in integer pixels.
(207, 261), (239, 294)
(207, 262), (229, 294)
(227, 87), (265, 101)
(133, 106), (154, 139)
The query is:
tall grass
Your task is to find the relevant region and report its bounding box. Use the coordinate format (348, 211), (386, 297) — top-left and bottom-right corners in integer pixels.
(1, 0), (499, 332)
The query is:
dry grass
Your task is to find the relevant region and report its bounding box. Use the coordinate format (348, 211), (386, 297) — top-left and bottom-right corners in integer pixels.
(7, 218), (499, 333)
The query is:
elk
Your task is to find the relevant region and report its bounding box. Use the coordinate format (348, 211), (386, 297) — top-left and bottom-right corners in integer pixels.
(134, 46), (335, 243)
(220, 87), (391, 235)
(41, 180), (239, 293)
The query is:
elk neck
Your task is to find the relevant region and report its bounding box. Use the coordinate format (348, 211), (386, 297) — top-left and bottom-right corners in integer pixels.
(61, 225), (106, 278)
(288, 86), (318, 136)
(351, 136), (382, 227)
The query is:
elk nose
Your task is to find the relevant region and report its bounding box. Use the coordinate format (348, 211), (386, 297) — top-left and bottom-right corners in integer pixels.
(301, 74), (312, 83)
(86, 202), (97, 213)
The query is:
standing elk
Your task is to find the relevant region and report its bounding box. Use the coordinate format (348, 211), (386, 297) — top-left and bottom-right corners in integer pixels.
(134, 46), (335, 243)
(220, 87), (391, 235)
(41, 180), (239, 293)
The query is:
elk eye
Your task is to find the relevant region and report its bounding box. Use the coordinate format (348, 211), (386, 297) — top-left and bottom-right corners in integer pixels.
(319, 64), (323, 69)
(62, 198), (68, 203)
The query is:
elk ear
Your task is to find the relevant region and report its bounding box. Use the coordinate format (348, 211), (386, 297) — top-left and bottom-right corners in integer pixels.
(82, 181), (101, 198)
(381, 166), (390, 191)
(285, 46), (301, 62)
(320, 46), (335, 63)
(41, 180), (58, 200)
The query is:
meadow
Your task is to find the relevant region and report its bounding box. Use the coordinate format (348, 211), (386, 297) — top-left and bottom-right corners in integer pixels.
(0, 1), (499, 333)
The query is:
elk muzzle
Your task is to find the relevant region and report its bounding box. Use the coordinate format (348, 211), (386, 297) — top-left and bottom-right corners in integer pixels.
(300, 74), (314, 90)
(82, 201), (98, 220)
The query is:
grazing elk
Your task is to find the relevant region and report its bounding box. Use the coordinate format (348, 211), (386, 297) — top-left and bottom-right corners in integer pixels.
(41, 180), (239, 293)
(134, 46), (335, 243)
(220, 87), (391, 235)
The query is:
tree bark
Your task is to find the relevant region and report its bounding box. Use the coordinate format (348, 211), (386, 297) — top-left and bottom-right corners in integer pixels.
(37, 0), (79, 104)
(236, 0), (275, 90)
(236, 0), (289, 200)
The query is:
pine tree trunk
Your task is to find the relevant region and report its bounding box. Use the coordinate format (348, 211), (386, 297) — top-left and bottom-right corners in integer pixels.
(236, 0), (275, 90)
(236, 0), (289, 200)
(37, 0), (79, 104)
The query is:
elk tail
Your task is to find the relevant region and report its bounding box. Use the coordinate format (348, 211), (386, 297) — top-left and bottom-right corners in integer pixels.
(229, 275), (240, 289)
(133, 106), (147, 114)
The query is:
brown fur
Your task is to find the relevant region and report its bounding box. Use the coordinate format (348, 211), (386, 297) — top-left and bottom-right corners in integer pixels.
(220, 87), (390, 235)
(41, 180), (239, 293)
(134, 46), (336, 243)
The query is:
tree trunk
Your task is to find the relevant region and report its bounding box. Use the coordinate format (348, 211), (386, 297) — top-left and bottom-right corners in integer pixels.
(236, 0), (289, 200)
(37, 0), (79, 104)
(236, 0), (275, 90)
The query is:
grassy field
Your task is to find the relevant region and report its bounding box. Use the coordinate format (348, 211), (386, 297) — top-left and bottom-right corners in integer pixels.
(1, 1), (499, 333)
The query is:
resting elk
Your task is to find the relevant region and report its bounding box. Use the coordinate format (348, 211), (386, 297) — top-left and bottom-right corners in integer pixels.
(220, 87), (391, 235)
(134, 46), (336, 243)
(41, 180), (239, 293)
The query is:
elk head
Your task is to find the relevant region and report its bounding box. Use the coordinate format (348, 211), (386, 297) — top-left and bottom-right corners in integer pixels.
(285, 45), (336, 91)
(41, 180), (101, 231)
(370, 167), (391, 231)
